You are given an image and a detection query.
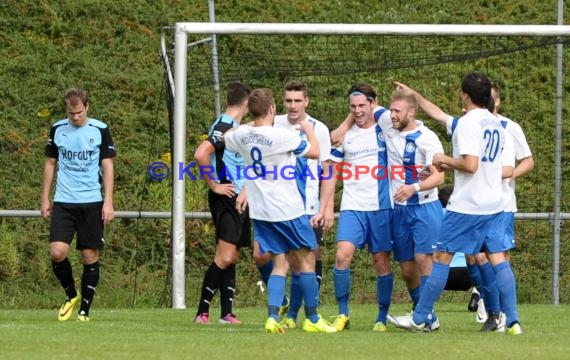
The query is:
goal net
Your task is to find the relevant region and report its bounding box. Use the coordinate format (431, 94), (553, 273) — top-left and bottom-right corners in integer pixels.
(162, 23), (570, 308)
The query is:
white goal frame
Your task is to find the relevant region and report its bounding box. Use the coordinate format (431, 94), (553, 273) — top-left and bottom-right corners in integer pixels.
(170, 22), (570, 309)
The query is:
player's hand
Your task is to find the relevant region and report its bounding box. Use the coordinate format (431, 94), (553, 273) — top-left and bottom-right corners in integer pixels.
(310, 212), (324, 228)
(102, 202), (115, 224)
(235, 192), (248, 214)
(40, 199), (52, 220)
(394, 184), (416, 203)
(322, 210), (335, 233)
(432, 153), (447, 172)
(213, 183), (235, 198)
(330, 128), (345, 147)
(419, 168), (432, 181)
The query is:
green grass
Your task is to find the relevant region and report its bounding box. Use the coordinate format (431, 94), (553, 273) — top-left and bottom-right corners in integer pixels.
(1, 303), (568, 359)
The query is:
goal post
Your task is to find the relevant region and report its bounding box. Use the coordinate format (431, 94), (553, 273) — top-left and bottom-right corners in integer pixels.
(170, 23), (570, 309)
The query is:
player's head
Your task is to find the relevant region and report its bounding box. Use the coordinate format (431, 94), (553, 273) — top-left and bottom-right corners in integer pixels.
(347, 84), (376, 127)
(226, 81), (251, 108)
(248, 88), (276, 119)
(390, 88), (418, 131)
(283, 80), (309, 124)
(460, 72), (492, 110)
(438, 185), (454, 208)
(65, 88), (89, 127)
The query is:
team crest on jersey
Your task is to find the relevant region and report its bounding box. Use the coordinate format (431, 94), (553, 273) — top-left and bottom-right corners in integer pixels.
(405, 142), (416, 153)
(377, 132), (384, 142)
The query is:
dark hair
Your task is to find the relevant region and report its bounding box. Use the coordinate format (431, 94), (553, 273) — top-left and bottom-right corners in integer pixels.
(461, 72), (492, 108)
(65, 88), (89, 107)
(248, 88), (275, 118)
(438, 185), (454, 208)
(347, 83), (377, 103)
(226, 81), (251, 107)
(284, 80), (308, 97)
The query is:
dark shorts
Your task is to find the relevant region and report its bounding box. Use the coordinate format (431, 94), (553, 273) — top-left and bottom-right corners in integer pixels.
(50, 202), (105, 250)
(208, 191), (251, 248)
(314, 225), (324, 246)
(444, 267), (472, 291)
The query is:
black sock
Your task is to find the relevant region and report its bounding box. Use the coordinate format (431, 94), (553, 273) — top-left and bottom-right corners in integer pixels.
(52, 258), (77, 299)
(79, 261), (100, 316)
(220, 264), (236, 317)
(197, 262), (222, 315)
(315, 260), (323, 290)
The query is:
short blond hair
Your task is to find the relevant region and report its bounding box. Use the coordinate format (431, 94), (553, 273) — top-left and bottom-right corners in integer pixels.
(391, 88), (418, 110)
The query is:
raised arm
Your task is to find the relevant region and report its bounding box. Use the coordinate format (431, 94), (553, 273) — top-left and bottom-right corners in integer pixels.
(394, 81), (451, 127)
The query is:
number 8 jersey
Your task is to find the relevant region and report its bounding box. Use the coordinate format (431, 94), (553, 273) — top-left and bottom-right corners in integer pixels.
(224, 125), (311, 222)
(446, 108), (514, 214)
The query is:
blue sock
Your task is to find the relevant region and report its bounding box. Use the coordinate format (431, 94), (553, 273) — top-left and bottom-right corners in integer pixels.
(408, 286), (420, 309)
(299, 272), (319, 323)
(493, 261), (520, 326)
(287, 273), (302, 320)
(376, 273), (393, 324)
(257, 261), (273, 286)
(479, 262), (500, 314)
(267, 275), (286, 320)
(467, 263), (485, 302)
(419, 275), (435, 326)
(333, 267), (351, 316)
(413, 262), (449, 325)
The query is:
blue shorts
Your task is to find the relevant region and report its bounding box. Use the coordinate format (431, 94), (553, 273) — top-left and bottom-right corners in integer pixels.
(253, 215), (316, 255)
(437, 211), (507, 255)
(393, 201), (442, 262)
(501, 211), (515, 250)
(336, 210), (392, 254)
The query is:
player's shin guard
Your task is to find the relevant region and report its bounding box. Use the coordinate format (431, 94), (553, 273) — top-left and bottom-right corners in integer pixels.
(479, 262), (500, 314)
(493, 261), (520, 326)
(299, 272), (319, 323)
(267, 275), (286, 320)
(80, 261), (100, 316)
(413, 262), (449, 325)
(52, 257), (77, 299)
(376, 273), (393, 324)
(220, 264), (236, 316)
(333, 267), (351, 316)
(197, 262), (222, 314)
(288, 273), (302, 320)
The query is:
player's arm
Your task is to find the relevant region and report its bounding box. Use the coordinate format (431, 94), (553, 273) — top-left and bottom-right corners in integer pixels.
(196, 123), (236, 197)
(393, 165), (444, 203)
(394, 81), (450, 127)
(101, 157), (115, 224)
(513, 155), (534, 179)
(311, 160), (338, 228)
(433, 153), (478, 174)
(299, 119), (319, 159)
(235, 184), (247, 214)
(330, 114), (355, 147)
(40, 157), (56, 220)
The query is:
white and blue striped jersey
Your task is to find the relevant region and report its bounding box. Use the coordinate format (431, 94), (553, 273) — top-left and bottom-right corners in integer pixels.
(499, 115), (532, 212)
(45, 118), (116, 204)
(374, 106), (443, 206)
(330, 122), (391, 211)
(445, 109), (507, 214)
(206, 113), (246, 194)
(224, 124), (310, 222)
(274, 114), (331, 215)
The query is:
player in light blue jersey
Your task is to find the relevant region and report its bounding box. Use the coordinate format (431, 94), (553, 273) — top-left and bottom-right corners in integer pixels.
(41, 88), (116, 322)
(193, 82), (251, 325)
(313, 84), (393, 332)
(390, 72), (522, 335)
(225, 88), (336, 334)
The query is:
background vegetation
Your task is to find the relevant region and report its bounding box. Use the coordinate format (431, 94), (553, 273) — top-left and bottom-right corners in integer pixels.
(0, 1), (569, 310)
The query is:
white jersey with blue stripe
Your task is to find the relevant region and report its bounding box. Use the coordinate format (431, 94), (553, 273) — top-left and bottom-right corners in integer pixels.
(274, 114), (331, 215)
(445, 109), (506, 214)
(499, 115), (532, 212)
(224, 124), (310, 221)
(374, 106), (443, 205)
(45, 118), (116, 204)
(207, 113), (246, 193)
(330, 123), (391, 211)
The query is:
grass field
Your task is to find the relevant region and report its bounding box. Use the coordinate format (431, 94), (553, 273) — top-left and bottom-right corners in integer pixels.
(1, 303), (567, 359)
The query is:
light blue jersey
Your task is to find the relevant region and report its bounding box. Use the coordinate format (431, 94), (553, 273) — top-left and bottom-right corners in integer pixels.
(45, 118), (116, 204)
